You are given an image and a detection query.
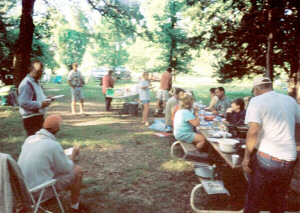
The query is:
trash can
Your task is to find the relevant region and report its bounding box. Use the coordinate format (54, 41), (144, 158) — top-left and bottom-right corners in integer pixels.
(128, 102), (139, 115)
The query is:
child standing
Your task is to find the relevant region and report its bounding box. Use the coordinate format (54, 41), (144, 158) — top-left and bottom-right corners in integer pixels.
(139, 72), (151, 126)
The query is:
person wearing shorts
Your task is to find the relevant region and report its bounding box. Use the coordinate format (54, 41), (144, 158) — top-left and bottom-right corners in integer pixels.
(173, 93), (206, 151)
(139, 72), (151, 126)
(154, 67), (172, 116)
(18, 115), (84, 212)
(68, 62), (85, 115)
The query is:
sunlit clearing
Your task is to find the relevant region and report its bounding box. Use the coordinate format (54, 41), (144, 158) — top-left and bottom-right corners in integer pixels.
(161, 159), (193, 172)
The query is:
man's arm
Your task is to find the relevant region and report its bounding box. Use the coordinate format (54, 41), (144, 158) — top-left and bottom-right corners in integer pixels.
(242, 122), (260, 174)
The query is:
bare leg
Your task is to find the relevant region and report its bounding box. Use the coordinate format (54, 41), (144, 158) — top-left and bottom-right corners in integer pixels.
(71, 101), (76, 114)
(154, 99), (160, 115)
(71, 165), (83, 205)
(79, 99), (84, 114)
(162, 101), (167, 112)
(143, 103), (149, 124)
(193, 133), (206, 151)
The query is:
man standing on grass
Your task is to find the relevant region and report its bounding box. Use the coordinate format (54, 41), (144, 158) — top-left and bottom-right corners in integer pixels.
(211, 87), (231, 117)
(242, 77), (300, 213)
(154, 67), (173, 116)
(18, 59), (52, 136)
(18, 115), (85, 212)
(102, 70), (115, 111)
(68, 62), (85, 115)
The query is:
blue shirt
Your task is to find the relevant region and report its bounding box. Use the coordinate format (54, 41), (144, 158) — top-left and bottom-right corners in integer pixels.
(174, 109), (195, 138)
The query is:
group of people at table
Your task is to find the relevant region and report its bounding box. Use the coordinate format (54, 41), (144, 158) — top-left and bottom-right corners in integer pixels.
(139, 68), (300, 213)
(8, 60), (300, 213)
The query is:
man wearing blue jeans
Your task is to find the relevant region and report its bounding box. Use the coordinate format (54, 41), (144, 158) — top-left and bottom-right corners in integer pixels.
(242, 77), (300, 213)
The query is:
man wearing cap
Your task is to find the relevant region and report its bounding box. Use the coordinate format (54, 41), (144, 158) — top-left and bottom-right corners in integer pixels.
(242, 77), (300, 212)
(18, 60), (52, 136)
(18, 115), (84, 212)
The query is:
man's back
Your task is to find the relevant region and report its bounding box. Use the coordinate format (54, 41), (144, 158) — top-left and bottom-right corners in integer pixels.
(102, 75), (114, 94)
(245, 91), (300, 160)
(160, 72), (172, 90)
(18, 129), (73, 189)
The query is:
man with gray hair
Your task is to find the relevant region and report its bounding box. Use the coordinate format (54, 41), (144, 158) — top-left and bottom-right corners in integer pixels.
(242, 77), (300, 212)
(18, 59), (52, 136)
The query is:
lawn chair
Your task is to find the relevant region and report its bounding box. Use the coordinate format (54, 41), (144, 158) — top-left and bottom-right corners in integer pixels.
(0, 153), (64, 213)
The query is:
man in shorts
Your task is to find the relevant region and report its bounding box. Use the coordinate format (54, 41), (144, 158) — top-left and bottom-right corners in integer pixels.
(18, 115), (84, 212)
(154, 67), (173, 116)
(68, 62), (85, 115)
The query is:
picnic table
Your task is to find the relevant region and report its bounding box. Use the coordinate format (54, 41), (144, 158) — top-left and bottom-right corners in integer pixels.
(108, 92), (139, 115)
(199, 128), (242, 169)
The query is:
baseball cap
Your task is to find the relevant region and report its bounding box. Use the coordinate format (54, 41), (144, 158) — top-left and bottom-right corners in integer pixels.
(43, 115), (63, 132)
(253, 77), (272, 87)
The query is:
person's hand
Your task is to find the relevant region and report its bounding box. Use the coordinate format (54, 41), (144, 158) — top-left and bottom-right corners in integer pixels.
(72, 145), (80, 157)
(242, 156), (252, 174)
(226, 108), (233, 113)
(41, 100), (51, 108)
(222, 120), (229, 125)
(212, 110), (218, 115)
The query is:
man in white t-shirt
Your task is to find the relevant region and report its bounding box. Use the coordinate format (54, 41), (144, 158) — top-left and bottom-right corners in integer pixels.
(242, 77), (300, 213)
(68, 62), (85, 115)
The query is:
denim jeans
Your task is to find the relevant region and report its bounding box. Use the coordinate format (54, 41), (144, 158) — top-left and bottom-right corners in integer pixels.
(244, 151), (296, 213)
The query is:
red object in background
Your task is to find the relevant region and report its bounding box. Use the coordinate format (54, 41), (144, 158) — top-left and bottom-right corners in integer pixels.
(204, 115), (216, 121)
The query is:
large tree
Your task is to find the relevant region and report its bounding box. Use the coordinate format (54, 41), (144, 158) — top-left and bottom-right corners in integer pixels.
(13, 0), (36, 87)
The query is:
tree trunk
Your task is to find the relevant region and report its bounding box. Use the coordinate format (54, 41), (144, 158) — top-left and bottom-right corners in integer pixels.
(266, 5), (274, 81)
(13, 0), (36, 87)
(288, 2), (300, 104)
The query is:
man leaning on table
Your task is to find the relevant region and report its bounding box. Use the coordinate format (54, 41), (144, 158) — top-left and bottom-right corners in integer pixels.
(242, 77), (300, 213)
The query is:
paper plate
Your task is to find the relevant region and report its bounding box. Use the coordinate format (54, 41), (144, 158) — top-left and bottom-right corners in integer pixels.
(52, 95), (65, 99)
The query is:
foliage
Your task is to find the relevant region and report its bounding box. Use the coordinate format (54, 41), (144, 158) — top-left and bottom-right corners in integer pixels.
(184, 0), (300, 83)
(0, 0), (19, 79)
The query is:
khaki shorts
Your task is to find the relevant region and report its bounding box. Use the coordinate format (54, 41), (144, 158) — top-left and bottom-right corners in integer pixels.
(156, 89), (169, 101)
(36, 169), (75, 200)
(71, 87), (84, 101)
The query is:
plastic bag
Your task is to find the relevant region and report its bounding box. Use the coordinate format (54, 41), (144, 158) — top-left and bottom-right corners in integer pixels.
(149, 119), (168, 132)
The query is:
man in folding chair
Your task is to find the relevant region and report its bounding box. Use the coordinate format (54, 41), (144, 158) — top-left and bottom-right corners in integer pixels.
(18, 114), (85, 212)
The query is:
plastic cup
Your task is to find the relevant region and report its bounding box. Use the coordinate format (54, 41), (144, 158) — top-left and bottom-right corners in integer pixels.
(200, 110), (205, 115)
(232, 154), (239, 165)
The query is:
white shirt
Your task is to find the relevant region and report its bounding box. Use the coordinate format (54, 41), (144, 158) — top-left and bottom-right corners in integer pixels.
(68, 70), (83, 87)
(139, 79), (150, 101)
(245, 91), (300, 161)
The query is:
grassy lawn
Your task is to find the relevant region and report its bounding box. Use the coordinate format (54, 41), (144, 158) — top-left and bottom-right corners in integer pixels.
(0, 75), (295, 212)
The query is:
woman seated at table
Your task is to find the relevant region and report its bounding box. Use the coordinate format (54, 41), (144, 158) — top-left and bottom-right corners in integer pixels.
(174, 92), (206, 151)
(223, 98), (246, 126)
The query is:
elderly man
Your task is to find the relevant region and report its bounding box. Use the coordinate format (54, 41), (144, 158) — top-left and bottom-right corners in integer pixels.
(68, 62), (85, 115)
(211, 87), (231, 117)
(18, 59), (52, 136)
(154, 67), (173, 116)
(242, 77), (300, 213)
(18, 115), (84, 212)
(102, 70), (115, 111)
(165, 87), (184, 128)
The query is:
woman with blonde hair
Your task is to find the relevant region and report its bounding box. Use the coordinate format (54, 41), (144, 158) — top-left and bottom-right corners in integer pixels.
(139, 72), (151, 126)
(173, 92), (206, 151)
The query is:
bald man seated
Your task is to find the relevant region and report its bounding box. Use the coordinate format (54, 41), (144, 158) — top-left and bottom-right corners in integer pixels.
(18, 115), (84, 212)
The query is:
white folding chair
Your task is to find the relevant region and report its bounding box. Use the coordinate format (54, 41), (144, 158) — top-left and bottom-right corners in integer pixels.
(4, 153), (65, 213)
